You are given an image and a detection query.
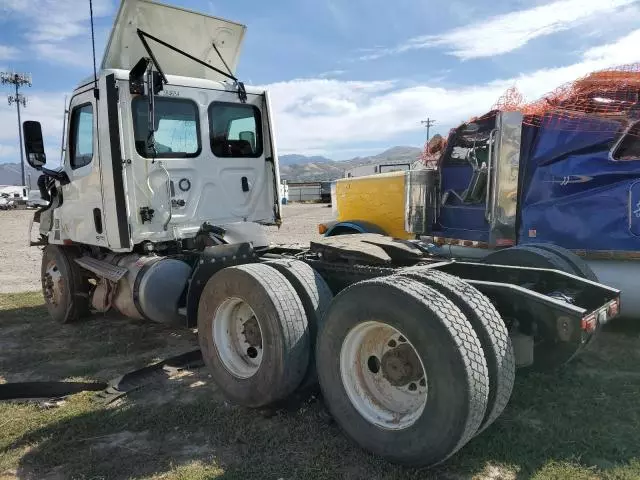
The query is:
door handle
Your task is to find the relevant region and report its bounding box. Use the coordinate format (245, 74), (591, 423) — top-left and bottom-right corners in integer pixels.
(241, 176), (250, 192)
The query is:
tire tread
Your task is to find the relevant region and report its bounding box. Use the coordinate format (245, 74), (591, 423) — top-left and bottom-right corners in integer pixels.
(400, 267), (515, 434)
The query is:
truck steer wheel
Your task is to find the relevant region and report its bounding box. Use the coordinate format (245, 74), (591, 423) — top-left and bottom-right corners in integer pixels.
(316, 276), (489, 467)
(197, 263), (310, 407)
(41, 245), (90, 323)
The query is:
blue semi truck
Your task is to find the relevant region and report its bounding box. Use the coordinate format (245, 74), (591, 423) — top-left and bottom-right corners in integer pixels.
(323, 107), (640, 318)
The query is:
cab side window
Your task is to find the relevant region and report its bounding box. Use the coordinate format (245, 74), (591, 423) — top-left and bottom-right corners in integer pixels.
(69, 104), (94, 169)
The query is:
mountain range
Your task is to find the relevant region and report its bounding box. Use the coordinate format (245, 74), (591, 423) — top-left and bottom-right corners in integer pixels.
(0, 146), (423, 186)
(279, 146), (422, 181)
(0, 163), (39, 189)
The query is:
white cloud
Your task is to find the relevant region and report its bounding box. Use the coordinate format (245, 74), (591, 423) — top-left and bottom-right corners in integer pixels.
(2, 26), (639, 163)
(318, 70), (347, 79)
(0, 144), (19, 158)
(0, 45), (19, 60)
(0, 91), (67, 164)
(2, 0), (112, 42)
(360, 0), (638, 60)
(268, 28), (640, 152)
(33, 44), (93, 69)
(1, 0), (113, 69)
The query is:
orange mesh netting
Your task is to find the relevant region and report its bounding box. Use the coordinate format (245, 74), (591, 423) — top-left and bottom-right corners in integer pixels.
(419, 65), (640, 166)
(493, 64), (640, 133)
(420, 134), (447, 169)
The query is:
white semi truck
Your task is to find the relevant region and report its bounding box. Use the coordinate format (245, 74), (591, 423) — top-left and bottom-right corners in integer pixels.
(22, 0), (620, 467)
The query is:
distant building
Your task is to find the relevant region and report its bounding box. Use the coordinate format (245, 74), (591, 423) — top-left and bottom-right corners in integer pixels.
(344, 161), (412, 178)
(0, 185), (28, 201)
(286, 181), (332, 203)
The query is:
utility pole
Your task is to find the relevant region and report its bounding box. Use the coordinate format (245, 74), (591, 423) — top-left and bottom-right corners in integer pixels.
(1, 72), (32, 187)
(421, 117), (436, 141)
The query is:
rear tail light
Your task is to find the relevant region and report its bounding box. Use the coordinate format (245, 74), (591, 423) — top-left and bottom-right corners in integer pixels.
(608, 299), (620, 318)
(581, 314), (597, 333)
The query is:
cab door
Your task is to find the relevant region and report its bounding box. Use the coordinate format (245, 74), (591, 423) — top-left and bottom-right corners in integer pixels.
(57, 88), (107, 246)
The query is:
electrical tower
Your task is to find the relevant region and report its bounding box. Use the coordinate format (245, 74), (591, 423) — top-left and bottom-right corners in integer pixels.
(421, 117), (436, 141)
(1, 72), (32, 187)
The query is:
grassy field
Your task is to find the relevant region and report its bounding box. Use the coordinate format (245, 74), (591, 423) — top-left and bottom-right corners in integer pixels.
(1, 292), (640, 480)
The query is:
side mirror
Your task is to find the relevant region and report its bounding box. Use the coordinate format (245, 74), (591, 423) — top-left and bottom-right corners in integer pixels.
(23, 121), (47, 169)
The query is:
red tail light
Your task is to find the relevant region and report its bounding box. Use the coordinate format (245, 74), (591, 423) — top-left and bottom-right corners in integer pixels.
(581, 314), (597, 333)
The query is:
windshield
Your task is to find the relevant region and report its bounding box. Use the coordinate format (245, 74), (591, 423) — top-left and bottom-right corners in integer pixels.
(132, 97), (201, 158)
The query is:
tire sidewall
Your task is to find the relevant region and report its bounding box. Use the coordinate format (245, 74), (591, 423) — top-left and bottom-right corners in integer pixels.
(316, 282), (471, 465)
(41, 245), (78, 323)
(197, 267), (305, 407)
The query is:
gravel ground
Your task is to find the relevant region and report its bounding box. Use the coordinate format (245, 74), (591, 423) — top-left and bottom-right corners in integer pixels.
(0, 203), (333, 294)
(0, 210), (42, 294)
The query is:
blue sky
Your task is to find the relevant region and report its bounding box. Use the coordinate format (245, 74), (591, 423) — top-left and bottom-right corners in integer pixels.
(1, 0), (640, 164)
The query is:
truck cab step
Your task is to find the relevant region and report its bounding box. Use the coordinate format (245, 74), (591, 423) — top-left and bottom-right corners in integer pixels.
(74, 256), (128, 282)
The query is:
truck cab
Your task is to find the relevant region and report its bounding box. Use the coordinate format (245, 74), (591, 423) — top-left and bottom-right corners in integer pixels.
(25, 0), (282, 253)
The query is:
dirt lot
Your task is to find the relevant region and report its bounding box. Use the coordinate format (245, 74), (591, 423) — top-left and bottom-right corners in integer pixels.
(0, 203), (333, 294)
(1, 204), (640, 479)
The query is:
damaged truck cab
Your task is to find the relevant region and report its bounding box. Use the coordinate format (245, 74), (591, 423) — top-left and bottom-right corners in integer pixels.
(29, 0), (281, 254)
(325, 108), (640, 317)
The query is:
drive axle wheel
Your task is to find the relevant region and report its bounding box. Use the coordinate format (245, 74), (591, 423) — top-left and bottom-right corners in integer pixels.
(340, 320), (428, 430)
(41, 245), (90, 323)
(316, 276), (489, 466)
(213, 298), (264, 379)
(264, 259), (333, 391)
(399, 268), (515, 435)
(198, 263), (310, 407)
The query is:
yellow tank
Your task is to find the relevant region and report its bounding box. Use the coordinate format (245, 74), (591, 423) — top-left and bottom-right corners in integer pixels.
(333, 171), (411, 239)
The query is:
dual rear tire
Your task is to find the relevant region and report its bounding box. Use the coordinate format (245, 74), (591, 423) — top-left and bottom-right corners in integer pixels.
(198, 261), (514, 467)
(197, 261), (333, 407)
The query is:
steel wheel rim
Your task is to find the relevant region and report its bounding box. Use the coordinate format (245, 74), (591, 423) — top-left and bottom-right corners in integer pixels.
(212, 297), (263, 379)
(340, 320), (428, 430)
(43, 259), (64, 307)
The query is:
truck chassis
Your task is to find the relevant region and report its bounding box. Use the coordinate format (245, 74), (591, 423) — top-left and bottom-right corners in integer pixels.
(39, 231), (619, 467)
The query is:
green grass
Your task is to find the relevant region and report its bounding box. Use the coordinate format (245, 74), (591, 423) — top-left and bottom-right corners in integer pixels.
(1, 292), (640, 479)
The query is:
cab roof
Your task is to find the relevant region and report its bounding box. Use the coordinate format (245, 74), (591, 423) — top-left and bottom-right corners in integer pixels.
(74, 69), (266, 96)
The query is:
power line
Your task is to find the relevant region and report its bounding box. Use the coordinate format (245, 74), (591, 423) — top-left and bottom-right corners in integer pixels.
(421, 117), (436, 141)
(1, 72), (32, 187)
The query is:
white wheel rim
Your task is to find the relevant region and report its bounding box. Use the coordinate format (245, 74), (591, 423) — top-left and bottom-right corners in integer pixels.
(340, 320), (428, 430)
(43, 259), (64, 307)
(212, 297), (263, 379)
